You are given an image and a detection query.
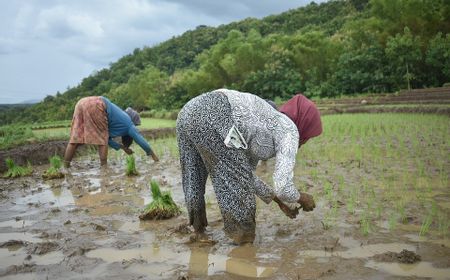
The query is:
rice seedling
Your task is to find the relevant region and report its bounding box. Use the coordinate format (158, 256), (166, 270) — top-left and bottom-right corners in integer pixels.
(323, 181), (333, 201)
(436, 210), (449, 238)
(419, 202), (438, 237)
(42, 155), (64, 179)
(388, 212), (398, 231)
(3, 158), (32, 178)
(125, 155), (139, 176)
(139, 180), (181, 220)
(360, 210), (371, 236)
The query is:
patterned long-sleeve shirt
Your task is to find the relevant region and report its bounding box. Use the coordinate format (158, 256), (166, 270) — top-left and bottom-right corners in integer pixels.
(215, 89), (301, 204)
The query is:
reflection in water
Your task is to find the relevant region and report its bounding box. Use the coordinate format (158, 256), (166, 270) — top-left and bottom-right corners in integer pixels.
(185, 244), (277, 278)
(0, 219), (35, 229)
(0, 273), (36, 280)
(0, 232), (41, 244)
(366, 260), (450, 279)
(0, 247), (63, 270)
(188, 246), (209, 277)
(403, 234), (450, 248)
(297, 238), (450, 279)
(13, 184), (75, 209)
(298, 242), (416, 259)
(86, 243), (277, 278)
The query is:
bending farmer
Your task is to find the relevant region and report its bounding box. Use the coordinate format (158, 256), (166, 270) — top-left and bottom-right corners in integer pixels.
(176, 89), (322, 244)
(64, 96), (159, 167)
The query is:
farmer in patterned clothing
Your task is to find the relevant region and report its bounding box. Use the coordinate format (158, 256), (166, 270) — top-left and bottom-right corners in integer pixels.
(176, 89), (322, 244)
(63, 96), (159, 168)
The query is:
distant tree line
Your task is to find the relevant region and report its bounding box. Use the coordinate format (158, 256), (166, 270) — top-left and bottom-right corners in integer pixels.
(1, 0), (449, 125)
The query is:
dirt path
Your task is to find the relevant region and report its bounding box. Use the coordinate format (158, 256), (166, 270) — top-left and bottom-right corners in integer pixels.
(1, 153), (449, 279)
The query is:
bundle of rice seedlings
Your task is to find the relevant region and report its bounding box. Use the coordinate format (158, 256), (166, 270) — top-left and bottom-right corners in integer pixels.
(42, 155), (64, 179)
(3, 158), (32, 178)
(139, 180), (181, 220)
(126, 155), (138, 176)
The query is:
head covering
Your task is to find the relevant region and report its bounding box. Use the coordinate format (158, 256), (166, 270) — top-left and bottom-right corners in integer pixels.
(265, 99), (278, 110)
(279, 93), (322, 145)
(125, 107), (141, 126)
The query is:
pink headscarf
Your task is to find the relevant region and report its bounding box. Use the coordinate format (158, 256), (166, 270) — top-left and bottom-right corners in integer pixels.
(279, 93), (322, 145)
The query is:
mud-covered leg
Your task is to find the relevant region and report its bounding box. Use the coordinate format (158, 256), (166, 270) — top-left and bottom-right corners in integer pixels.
(177, 132), (209, 233)
(64, 143), (79, 167)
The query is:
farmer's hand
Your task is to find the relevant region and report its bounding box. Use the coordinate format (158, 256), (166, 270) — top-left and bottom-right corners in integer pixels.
(123, 146), (133, 155)
(274, 196), (299, 219)
(298, 192), (315, 212)
(149, 151), (159, 162)
(280, 203), (300, 219)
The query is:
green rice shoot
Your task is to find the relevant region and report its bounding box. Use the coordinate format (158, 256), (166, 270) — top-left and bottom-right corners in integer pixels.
(125, 155), (139, 176)
(3, 158), (32, 178)
(42, 155), (64, 179)
(139, 180), (181, 220)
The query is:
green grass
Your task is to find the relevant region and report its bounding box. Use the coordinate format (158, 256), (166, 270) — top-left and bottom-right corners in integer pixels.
(139, 118), (176, 129)
(0, 118), (176, 150)
(32, 127), (70, 138)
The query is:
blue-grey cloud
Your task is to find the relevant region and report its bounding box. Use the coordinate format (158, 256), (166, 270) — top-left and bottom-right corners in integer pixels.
(0, 0), (323, 104)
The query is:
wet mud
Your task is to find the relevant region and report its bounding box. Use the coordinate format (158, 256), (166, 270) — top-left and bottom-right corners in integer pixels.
(0, 128), (176, 173)
(0, 153), (449, 279)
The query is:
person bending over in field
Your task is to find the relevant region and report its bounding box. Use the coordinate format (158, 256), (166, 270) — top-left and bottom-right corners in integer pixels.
(176, 89), (322, 244)
(63, 96), (159, 168)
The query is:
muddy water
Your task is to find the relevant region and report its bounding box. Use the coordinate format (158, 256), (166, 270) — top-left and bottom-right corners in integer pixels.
(0, 155), (449, 279)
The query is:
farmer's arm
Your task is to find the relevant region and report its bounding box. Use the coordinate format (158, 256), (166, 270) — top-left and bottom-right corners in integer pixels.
(273, 131), (300, 204)
(273, 132), (316, 212)
(108, 137), (121, 150)
(128, 126), (159, 161)
(248, 156), (275, 204)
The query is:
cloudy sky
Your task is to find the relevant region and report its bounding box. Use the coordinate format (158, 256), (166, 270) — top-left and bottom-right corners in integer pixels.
(0, 0), (322, 104)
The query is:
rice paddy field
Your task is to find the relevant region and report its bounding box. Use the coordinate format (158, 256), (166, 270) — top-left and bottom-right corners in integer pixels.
(0, 112), (449, 279)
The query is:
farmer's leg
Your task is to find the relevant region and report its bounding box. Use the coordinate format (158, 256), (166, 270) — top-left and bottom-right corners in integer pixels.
(64, 143), (79, 167)
(209, 151), (256, 244)
(98, 145), (108, 166)
(177, 121), (209, 233)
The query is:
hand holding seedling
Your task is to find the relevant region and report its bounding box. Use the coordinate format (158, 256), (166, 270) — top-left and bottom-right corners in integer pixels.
(274, 196), (300, 219)
(298, 192), (315, 211)
(121, 145), (133, 155)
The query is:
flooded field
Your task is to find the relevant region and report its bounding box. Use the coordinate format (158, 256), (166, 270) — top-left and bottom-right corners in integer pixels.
(0, 113), (449, 279)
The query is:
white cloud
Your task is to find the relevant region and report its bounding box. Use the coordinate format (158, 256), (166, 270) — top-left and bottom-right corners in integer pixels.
(0, 0), (324, 103)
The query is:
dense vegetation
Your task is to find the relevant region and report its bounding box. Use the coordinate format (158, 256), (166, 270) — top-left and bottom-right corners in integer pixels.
(1, 0), (449, 125)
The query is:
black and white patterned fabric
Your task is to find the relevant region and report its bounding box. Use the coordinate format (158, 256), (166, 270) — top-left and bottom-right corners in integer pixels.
(176, 89), (300, 243)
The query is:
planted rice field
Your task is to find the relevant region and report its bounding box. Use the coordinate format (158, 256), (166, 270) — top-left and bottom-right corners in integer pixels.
(0, 113), (449, 279)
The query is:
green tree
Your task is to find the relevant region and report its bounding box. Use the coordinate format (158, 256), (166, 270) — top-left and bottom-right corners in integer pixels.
(385, 27), (423, 90)
(425, 33), (450, 86)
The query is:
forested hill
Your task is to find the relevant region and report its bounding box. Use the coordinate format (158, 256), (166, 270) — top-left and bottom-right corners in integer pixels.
(2, 0), (449, 125)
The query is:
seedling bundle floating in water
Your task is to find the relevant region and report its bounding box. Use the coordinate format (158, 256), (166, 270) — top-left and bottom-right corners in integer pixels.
(125, 155), (138, 176)
(3, 158), (33, 178)
(42, 155), (64, 179)
(139, 180), (181, 220)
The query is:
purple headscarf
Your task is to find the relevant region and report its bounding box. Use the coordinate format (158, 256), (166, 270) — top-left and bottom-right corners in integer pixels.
(125, 107), (141, 126)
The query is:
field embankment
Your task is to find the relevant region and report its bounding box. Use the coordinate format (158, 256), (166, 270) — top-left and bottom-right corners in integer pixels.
(316, 87), (450, 116)
(0, 128), (176, 173)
